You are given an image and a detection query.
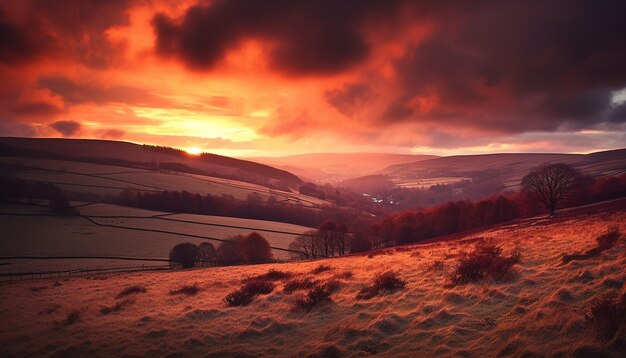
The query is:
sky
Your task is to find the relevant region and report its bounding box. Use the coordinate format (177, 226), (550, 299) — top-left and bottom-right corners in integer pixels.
(1, 0), (625, 157)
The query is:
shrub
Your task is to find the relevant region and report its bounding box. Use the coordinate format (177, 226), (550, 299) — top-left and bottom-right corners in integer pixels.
(293, 279), (342, 311)
(170, 284), (201, 296)
(450, 242), (520, 285)
(100, 298), (135, 315)
(169, 243), (200, 268)
(357, 271), (406, 300)
(116, 285), (147, 299)
(283, 277), (319, 294)
(242, 269), (292, 283)
(585, 293), (626, 342)
(225, 281), (275, 307)
(311, 264), (333, 274)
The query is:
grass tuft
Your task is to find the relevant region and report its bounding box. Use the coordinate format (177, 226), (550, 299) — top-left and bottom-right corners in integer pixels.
(310, 264), (333, 274)
(170, 284), (201, 296)
(283, 277), (319, 294)
(116, 285), (147, 299)
(100, 298), (135, 315)
(563, 227), (622, 264)
(56, 310), (80, 326)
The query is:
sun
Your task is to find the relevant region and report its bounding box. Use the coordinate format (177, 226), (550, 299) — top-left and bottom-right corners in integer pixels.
(185, 147), (203, 155)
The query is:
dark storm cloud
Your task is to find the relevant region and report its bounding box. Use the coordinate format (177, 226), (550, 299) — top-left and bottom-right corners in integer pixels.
(0, 9), (41, 64)
(152, 0), (404, 74)
(50, 120), (81, 137)
(382, 0), (626, 133)
(0, 0), (133, 67)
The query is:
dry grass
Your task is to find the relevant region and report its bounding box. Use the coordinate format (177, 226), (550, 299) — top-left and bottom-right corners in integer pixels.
(449, 241), (521, 285)
(115, 285), (146, 299)
(424, 260), (445, 272)
(169, 284), (201, 296)
(585, 292), (626, 342)
(356, 271), (406, 300)
(100, 298), (135, 315)
(225, 281), (275, 307)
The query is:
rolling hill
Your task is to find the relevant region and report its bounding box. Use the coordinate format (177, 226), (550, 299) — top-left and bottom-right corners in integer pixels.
(350, 149), (626, 192)
(0, 137), (303, 189)
(250, 153), (438, 182)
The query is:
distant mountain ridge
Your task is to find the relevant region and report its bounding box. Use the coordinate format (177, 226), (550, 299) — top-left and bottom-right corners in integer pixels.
(251, 152), (439, 182)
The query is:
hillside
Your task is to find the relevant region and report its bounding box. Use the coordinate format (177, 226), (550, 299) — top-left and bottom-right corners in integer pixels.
(0, 156), (328, 207)
(1, 205), (624, 357)
(251, 153), (438, 182)
(348, 150), (626, 192)
(0, 137), (302, 188)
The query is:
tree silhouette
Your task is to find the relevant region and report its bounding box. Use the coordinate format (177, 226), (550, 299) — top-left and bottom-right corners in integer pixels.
(521, 163), (581, 215)
(169, 243), (199, 268)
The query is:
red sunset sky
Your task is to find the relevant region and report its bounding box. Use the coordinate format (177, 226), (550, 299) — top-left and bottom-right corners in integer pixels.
(1, 0), (625, 157)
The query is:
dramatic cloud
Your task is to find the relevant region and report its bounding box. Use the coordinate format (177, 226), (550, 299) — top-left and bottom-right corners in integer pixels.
(50, 120), (81, 137)
(0, 0), (624, 155)
(152, 0), (404, 74)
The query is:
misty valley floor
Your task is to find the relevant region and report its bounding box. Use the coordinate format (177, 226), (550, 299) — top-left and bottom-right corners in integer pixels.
(1, 209), (625, 357)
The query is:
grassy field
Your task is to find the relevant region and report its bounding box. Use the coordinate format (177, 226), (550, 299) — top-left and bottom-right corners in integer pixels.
(0, 202), (313, 272)
(1, 207), (624, 357)
(1, 156), (329, 206)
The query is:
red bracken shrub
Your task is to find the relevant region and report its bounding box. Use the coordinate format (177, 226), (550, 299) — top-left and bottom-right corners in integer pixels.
(356, 271), (406, 300)
(449, 242), (520, 285)
(294, 280), (341, 311)
(224, 281), (275, 307)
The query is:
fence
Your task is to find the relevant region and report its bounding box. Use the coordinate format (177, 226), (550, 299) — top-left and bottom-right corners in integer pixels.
(1, 264), (171, 282)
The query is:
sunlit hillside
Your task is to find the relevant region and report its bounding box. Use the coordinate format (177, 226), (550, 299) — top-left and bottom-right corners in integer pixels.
(1, 203), (624, 357)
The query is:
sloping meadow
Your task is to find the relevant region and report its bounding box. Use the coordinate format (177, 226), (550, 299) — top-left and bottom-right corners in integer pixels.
(1, 209), (625, 357)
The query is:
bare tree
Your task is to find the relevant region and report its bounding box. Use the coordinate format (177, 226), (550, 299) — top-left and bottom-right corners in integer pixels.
(521, 163), (581, 215)
(288, 230), (320, 259)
